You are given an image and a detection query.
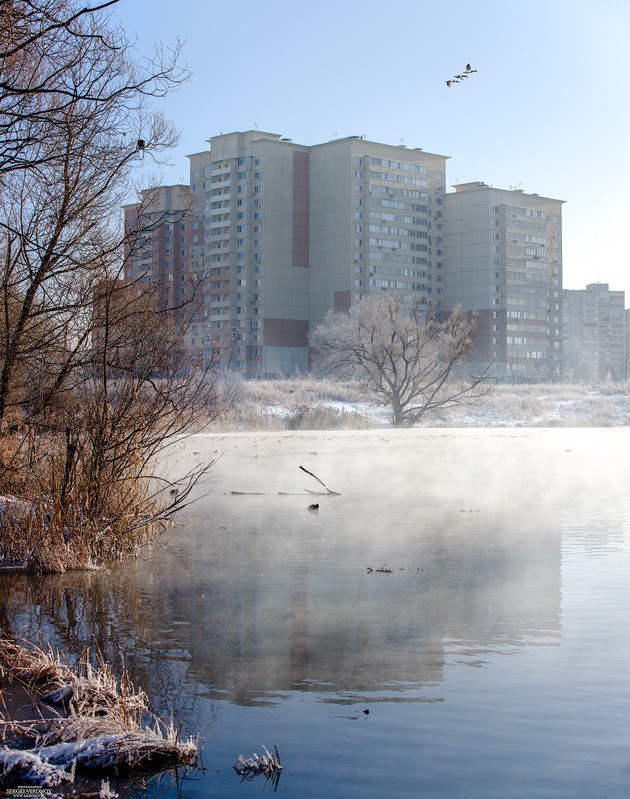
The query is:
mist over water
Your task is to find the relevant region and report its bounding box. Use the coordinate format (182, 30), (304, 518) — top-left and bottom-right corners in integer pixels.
(3, 428), (630, 798)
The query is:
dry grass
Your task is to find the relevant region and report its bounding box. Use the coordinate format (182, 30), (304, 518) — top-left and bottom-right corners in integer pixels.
(0, 635), (198, 786)
(0, 422), (190, 573)
(207, 376), (630, 430)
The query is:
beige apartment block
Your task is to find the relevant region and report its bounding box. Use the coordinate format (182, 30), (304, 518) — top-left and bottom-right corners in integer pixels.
(189, 132), (311, 375)
(186, 131), (449, 377)
(307, 137), (448, 325)
(445, 182), (564, 382)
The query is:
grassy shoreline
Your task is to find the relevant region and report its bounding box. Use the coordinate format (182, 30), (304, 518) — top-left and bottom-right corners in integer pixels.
(210, 377), (630, 430)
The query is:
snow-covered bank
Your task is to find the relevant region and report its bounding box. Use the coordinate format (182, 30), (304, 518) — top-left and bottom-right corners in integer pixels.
(210, 378), (630, 429)
(0, 637), (198, 791)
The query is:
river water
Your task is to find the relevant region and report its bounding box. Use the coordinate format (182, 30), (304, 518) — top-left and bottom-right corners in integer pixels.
(2, 428), (630, 798)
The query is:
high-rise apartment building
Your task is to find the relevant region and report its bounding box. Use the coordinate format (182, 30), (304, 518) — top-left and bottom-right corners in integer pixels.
(563, 283), (626, 381)
(188, 132), (311, 375)
(307, 136), (448, 324)
(123, 133), (567, 381)
(445, 182), (564, 381)
(186, 131), (448, 376)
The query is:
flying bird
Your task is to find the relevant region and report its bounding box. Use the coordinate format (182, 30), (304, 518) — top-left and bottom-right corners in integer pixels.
(445, 64), (478, 87)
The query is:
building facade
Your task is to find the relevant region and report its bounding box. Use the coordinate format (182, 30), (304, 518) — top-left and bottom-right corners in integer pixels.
(123, 185), (204, 348)
(124, 133), (567, 381)
(185, 131), (448, 376)
(563, 283), (626, 381)
(445, 182), (564, 382)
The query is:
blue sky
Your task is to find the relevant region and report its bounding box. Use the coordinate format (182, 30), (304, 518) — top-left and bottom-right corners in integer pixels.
(112, 0), (630, 297)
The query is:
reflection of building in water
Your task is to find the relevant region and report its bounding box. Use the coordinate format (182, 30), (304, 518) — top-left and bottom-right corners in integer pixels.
(0, 498), (562, 710)
(18, 430), (628, 711)
(151, 497), (563, 702)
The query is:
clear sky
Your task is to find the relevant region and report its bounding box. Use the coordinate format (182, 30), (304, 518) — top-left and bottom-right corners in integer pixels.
(111, 0), (630, 298)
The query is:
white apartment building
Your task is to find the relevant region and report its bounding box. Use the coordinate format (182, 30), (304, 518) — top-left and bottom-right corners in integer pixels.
(445, 182), (564, 381)
(563, 283), (626, 381)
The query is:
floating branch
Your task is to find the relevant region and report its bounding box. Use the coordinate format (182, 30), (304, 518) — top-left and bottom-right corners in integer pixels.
(233, 745), (282, 789)
(299, 466), (340, 495)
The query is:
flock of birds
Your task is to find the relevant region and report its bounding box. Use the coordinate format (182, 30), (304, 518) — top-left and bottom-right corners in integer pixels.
(446, 63), (478, 87)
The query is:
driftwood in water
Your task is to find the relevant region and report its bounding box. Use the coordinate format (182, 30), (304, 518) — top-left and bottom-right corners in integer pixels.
(299, 466), (340, 495)
(233, 745), (282, 788)
(230, 466), (340, 497)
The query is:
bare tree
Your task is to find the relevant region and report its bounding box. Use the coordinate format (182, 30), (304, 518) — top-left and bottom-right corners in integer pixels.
(310, 294), (491, 427)
(0, 0), (185, 176)
(0, 0), (187, 425)
(0, 1), (221, 571)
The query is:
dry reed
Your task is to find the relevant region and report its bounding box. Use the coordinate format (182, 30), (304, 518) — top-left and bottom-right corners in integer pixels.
(0, 636), (198, 787)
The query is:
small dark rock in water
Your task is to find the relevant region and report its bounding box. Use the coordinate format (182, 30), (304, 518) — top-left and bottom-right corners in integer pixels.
(363, 709), (370, 715)
(308, 503), (319, 511)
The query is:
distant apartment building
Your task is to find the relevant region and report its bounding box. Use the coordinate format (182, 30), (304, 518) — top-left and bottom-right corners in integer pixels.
(123, 185), (204, 349)
(124, 132), (566, 381)
(563, 283), (626, 381)
(445, 182), (564, 382)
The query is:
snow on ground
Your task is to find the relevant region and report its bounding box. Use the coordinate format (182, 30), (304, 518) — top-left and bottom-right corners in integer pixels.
(241, 390), (630, 429)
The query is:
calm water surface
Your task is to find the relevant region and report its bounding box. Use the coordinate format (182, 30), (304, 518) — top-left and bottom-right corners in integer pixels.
(3, 428), (630, 798)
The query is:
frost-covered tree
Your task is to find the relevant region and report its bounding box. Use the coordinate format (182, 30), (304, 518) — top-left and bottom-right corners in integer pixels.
(310, 294), (491, 427)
